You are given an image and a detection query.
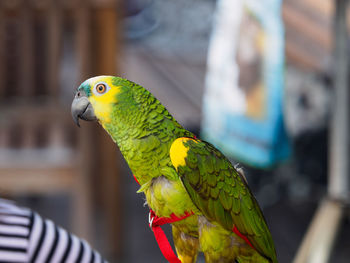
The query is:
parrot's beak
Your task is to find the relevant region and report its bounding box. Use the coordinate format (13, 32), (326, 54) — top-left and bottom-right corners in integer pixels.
(71, 90), (97, 127)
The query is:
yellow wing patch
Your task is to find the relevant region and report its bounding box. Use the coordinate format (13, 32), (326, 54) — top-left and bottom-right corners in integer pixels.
(88, 76), (121, 124)
(170, 137), (196, 170)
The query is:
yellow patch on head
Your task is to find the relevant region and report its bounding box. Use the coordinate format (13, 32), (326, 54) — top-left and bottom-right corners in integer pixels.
(87, 76), (121, 124)
(170, 138), (194, 170)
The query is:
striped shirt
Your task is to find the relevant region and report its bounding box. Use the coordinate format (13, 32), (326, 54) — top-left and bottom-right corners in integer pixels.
(0, 199), (108, 263)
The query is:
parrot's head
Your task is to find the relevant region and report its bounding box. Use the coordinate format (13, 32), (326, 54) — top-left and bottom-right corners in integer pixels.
(71, 75), (139, 127)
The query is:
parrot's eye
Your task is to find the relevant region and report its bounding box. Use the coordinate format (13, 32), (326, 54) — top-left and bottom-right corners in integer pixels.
(96, 84), (106, 94)
(93, 82), (110, 96)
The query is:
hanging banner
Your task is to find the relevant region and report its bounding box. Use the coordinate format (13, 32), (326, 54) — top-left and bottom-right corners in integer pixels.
(201, 0), (290, 168)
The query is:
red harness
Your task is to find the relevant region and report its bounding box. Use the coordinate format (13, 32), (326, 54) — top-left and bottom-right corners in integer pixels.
(133, 175), (255, 263)
(148, 209), (194, 263)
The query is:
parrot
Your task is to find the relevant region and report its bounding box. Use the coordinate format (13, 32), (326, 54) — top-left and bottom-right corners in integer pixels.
(71, 76), (278, 263)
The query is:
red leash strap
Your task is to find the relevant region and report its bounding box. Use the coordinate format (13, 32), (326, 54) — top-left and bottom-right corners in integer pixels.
(133, 174), (194, 262)
(148, 209), (194, 263)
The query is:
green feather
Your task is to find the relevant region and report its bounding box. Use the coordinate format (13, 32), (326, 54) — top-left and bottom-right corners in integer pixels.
(174, 138), (277, 262)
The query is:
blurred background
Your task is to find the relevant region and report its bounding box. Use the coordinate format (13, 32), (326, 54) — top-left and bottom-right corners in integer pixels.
(0, 0), (347, 262)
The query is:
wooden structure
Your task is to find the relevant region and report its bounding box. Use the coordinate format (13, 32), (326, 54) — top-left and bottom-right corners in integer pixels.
(0, 0), (121, 258)
(283, 0), (333, 71)
(293, 0), (349, 262)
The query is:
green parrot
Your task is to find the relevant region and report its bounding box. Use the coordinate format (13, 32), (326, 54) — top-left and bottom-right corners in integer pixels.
(71, 76), (278, 263)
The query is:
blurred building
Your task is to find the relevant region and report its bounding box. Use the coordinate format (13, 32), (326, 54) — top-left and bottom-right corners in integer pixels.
(0, 0), (121, 260)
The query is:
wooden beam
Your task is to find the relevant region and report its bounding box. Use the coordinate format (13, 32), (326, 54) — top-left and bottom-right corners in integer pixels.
(283, 2), (332, 51)
(91, 1), (123, 257)
(19, 1), (35, 97)
(0, 167), (78, 194)
(292, 0), (334, 18)
(293, 199), (344, 263)
(75, 1), (91, 81)
(0, 3), (6, 98)
(73, 1), (94, 242)
(46, 0), (63, 98)
(91, 6), (119, 75)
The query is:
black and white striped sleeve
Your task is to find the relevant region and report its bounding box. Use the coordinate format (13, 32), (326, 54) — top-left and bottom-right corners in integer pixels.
(0, 199), (31, 262)
(0, 199), (108, 263)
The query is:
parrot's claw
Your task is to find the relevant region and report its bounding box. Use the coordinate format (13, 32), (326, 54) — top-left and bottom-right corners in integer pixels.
(148, 211), (155, 228)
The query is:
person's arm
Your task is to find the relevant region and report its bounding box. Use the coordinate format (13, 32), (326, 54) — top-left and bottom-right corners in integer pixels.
(0, 199), (108, 263)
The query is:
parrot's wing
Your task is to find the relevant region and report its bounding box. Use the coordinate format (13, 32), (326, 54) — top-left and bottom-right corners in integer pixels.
(169, 137), (276, 262)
